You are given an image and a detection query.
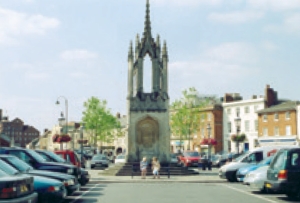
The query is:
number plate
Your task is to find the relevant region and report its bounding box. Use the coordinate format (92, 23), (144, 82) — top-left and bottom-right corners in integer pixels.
(265, 183), (272, 188)
(21, 185), (28, 192)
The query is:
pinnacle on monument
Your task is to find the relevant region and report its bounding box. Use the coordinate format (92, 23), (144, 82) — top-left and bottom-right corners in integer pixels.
(156, 34), (160, 46)
(143, 0), (152, 39)
(162, 40), (168, 57)
(128, 41), (133, 59)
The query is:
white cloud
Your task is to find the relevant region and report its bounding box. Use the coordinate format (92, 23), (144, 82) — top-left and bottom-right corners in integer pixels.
(151, 0), (223, 7)
(261, 41), (278, 51)
(0, 7), (60, 45)
(170, 42), (259, 82)
(60, 49), (98, 61)
(264, 13), (300, 35)
(208, 11), (264, 24)
(248, 0), (300, 11)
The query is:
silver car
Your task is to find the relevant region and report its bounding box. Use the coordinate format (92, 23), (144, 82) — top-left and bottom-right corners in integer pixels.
(243, 165), (269, 192)
(90, 155), (109, 168)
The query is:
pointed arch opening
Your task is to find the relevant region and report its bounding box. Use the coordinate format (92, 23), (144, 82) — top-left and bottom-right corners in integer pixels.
(143, 55), (152, 93)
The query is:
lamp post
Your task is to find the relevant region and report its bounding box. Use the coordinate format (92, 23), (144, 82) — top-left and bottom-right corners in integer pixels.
(234, 117), (241, 154)
(80, 123), (85, 165)
(207, 123), (211, 161)
(56, 96), (68, 150)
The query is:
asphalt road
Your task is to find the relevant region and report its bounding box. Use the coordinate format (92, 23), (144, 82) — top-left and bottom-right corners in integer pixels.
(61, 181), (295, 203)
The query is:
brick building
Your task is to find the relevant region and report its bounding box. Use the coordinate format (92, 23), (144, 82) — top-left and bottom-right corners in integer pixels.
(0, 109), (40, 148)
(257, 100), (299, 146)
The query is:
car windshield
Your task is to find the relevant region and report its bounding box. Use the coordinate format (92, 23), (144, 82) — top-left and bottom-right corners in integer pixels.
(233, 152), (250, 162)
(27, 150), (47, 162)
(117, 155), (125, 159)
(183, 152), (199, 157)
(5, 156), (33, 172)
(258, 156), (273, 166)
(0, 169), (8, 177)
(170, 154), (177, 158)
(0, 159), (20, 175)
(92, 156), (106, 160)
(44, 151), (66, 163)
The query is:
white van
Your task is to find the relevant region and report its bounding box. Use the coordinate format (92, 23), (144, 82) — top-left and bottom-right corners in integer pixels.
(219, 145), (294, 182)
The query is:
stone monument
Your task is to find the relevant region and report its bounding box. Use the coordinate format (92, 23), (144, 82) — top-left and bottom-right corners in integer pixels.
(126, 0), (170, 164)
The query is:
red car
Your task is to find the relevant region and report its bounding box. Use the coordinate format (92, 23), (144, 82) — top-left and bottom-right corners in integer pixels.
(178, 151), (200, 167)
(54, 150), (86, 168)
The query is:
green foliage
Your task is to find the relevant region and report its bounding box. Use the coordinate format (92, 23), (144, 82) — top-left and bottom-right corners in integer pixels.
(170, 87), (213, 149)
(82, 97), (122, 146)
(231, 133), (246, 142)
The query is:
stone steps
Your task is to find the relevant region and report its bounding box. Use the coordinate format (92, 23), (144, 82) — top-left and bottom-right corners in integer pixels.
(99, 163), (199, 176)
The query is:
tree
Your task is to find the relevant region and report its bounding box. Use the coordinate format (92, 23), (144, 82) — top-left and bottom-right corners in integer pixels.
(170, 87), (215, 151)
(82, 97), (122, 147)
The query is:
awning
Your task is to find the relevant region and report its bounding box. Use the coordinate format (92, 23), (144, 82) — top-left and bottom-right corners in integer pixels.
(259, 138), (297, 146)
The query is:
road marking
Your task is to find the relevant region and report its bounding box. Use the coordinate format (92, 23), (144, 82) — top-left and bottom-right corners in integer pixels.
(222, 184), (279, 203)
(67, 183), (101, 203)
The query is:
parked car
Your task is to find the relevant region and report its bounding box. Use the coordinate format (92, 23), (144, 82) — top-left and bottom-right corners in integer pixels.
(0, 159), (66, 203)
(0, 155), (79, 195)
(236, 156), (274, 182)
(265, 147), (300, 200)
(170, 153), (180, 166)
(115, 154), (126, 164)
(177, 151), (200, 167)
(35, 150), (89, 186)
(244, 165), (269, 193)
(74, 149), (93, 160)
(90, 155), (109, 168)
(0, 168), (38, 203)
(219, 146), (289, 182)
(0, 147), (80, 180)
(52, 150), (86, 168)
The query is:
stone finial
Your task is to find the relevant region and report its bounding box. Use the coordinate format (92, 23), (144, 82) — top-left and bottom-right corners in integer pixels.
(162, 40), (168, 58)
(143, 0), (152, 39)
(156, 34), (160, 46)
(128, 41), (133, 60)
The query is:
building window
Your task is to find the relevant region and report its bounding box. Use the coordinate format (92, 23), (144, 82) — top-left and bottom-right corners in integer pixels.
(254, 105), (258, 112)
(263, 114), (268, 122)
(286, 125), (291, 136)
(236, 107), (240, 117)
(274, 113), (279, 120)
(201, 114), (205, 122)
(207, 113), (211, 121)
(227, 108), (231, 115)
(263, 128), (268, 136)
(254, 120), (258, 131)
(286, 112), (290, 120)
(245, 120), (250, 132)
(245, 106), (250, 114)
(201, 128), (205, 138)
(274, 127), (279, 136)
(228, 122), (231, 133)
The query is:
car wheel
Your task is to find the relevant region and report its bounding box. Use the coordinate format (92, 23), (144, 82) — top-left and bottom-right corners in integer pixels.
(286, 190), (300, 200)
(260, 186), (267, 194)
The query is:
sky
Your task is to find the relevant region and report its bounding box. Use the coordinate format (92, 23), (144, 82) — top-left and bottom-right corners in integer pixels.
(0, 0), (300, 133)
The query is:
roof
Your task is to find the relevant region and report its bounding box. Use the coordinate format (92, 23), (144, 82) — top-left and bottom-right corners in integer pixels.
(257, 100), (300, 114)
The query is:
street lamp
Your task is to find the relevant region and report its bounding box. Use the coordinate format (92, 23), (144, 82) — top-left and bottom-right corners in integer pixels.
(80, 123), (85, 165)
(56, 96), (68, 150)
(234, 117), (241, 154)
(207, 123), (211, 161)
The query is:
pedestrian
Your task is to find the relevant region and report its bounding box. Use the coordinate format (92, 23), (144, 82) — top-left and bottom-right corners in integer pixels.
(151, 157), (160, 179)
(140, 157), (148, 179)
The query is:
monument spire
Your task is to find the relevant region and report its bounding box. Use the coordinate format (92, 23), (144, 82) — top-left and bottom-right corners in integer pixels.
(143, 0), (152, 39)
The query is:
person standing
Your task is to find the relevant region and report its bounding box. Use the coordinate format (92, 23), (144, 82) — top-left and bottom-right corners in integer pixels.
(140, 157), (148, 179)
(151, 157), (160, 179)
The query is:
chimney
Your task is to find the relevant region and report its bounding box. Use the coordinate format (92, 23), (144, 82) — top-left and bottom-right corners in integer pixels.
(224, 93), (234, 103)
(252, 95), (257, 99)
(264, 84), (278, 108)
(116, 112), (121, 119)
(44, 129), (48, 133)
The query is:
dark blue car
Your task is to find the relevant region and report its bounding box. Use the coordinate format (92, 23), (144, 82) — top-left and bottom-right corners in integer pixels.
(0, 159), (66, 203)
(0, 155), (80, 195)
